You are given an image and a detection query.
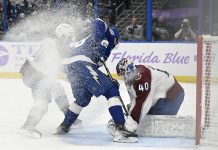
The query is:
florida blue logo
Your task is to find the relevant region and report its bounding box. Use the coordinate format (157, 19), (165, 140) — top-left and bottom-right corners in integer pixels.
(0, 45), (9, 66)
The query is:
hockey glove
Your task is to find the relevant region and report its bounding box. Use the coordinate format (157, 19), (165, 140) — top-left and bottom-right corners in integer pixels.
(97, 60), (104, 67)
(106, 75), (120, 87)
(127, 103), (131, 112)
(125, 115), (138, 133)
(112, 78), (120, 87)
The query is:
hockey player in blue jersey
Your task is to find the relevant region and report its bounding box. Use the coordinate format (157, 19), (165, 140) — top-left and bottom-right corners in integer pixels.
(56, 18), (138, 143)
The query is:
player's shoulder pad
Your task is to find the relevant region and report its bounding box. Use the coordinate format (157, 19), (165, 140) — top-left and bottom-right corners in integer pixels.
(41, 37), (56, 45)
(40, 38), (57, 50)
(101, 39), (109, 48)
(92, 18), (108, 33)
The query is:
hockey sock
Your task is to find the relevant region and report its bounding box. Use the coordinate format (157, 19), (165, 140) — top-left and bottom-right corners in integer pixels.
(55, 95), (70, 114)
(23, 100), (48, 128)
(107, 97), (125, 125)
(22, 115), (40, 128)
(63, 109), (79, 127)
(109, 105), (125, 125)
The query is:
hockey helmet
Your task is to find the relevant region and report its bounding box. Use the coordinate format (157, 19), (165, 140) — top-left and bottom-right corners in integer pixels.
(116, 58), (135, 78)
(110, 27), (120, 39)
(55, 23), (74, 40)
(92, 18), (107, 33)
(108, 27), (120, 47)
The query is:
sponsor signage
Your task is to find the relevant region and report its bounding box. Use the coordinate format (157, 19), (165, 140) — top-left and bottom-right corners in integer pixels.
(0, 42), (197, 79)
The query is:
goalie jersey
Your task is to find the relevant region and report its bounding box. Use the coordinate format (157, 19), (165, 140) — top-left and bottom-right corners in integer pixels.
(126, 65), (184, 123)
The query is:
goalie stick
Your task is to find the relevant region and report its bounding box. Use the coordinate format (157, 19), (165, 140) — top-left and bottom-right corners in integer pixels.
(100, 58), (128, 116)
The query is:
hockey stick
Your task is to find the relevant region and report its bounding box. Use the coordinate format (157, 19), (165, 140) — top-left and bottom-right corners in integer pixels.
(100, 58), (128, 116)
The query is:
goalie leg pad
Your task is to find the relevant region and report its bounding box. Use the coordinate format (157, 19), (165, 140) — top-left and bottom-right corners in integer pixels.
(137, 115), (195, 138)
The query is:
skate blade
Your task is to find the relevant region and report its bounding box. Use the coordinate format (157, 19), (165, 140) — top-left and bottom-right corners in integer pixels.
(106, 125), (116, 136)
(18, 128), (42, 139)
(53, 128), (69, 135)
(70, 119), (83, 129)
(53, 131), (66, 135)
(114, 136), (138, 143)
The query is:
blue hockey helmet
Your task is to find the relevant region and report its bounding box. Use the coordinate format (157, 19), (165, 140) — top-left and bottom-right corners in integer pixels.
(109, 27), (120, 39)
(92, 18), (107, 33)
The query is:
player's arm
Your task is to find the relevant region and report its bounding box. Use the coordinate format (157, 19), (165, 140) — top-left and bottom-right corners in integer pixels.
(93, 39), (109, 66)
(128, 66), (152, 124)
(124, 78), (150, 132)
(129, 84), (149, 123)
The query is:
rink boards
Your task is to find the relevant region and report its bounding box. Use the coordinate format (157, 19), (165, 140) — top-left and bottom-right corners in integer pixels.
(0, 42), (197, 82)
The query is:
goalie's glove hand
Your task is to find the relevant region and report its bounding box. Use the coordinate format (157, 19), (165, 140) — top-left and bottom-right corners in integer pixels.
(125, 115), (138, 133)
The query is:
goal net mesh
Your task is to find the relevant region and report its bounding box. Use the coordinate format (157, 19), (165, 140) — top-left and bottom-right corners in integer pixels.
(196, 35), (218, 145)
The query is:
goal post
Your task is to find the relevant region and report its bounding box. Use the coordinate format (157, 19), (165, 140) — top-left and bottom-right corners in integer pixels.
(196, 35), (218, 145)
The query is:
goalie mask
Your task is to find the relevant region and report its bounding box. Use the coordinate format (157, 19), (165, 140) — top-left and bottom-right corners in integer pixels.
(116, 58), (136, 80)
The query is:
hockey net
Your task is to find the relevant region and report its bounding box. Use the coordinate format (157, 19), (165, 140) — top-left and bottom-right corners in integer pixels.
(196, 35), (218, 145)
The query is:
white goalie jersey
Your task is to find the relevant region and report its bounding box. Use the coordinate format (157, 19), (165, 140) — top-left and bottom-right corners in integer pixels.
(125, 65), (175, 123)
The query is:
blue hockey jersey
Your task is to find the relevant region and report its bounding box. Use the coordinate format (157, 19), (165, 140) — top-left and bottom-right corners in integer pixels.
(63, 18), (120, 98)
(65, 18), (119, 66)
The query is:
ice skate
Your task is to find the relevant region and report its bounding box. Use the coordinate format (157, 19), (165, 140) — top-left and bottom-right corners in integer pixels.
(18, 126), (42, 139)
(106, 119), (116, 136)
(70, 119), (83, 129)
(113, 124), (138, 143)
(55, 122), (71, 135)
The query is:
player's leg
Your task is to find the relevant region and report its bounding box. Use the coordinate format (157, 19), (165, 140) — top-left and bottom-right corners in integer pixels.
(19, 60), (43, 89)
(147, 91), (185, 115)
(74, 64), (137, 142)
(19, 99), (49, 138)
(56, 65), (93, 134)
(56, 86), (92, 134)
(103, 83), (138, 143)
(104, 86), (125, 125)
(56, 63), (115, 134)
(19, 79), (52, 138)
(83, 66), (138, 142)
(51, 82), (69, 115)
(51, 81), (84, 128)
(19, 62), (49, 138)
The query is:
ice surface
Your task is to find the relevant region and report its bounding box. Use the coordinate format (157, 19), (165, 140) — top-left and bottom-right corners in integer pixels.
(0, 79), (216, 150)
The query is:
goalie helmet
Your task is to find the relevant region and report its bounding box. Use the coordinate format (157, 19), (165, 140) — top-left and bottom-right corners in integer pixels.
(116, 58), (136, 78)
(55, 23), (74, 40)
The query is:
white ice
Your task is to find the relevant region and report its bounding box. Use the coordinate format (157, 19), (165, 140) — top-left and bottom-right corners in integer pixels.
(0, 79), (216, 150)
